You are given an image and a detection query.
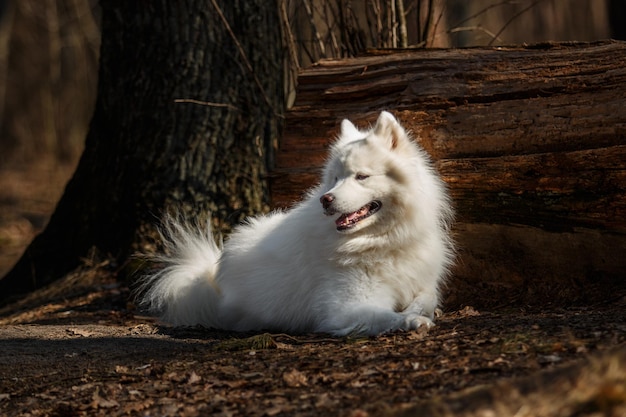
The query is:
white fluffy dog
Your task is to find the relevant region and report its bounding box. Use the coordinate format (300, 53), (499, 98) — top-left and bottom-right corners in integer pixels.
(140, 111), (454, 336)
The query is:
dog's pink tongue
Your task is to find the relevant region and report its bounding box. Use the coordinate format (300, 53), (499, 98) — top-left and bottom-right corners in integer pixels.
(336, 213), (355, 227)
(336, 207), (366, 227)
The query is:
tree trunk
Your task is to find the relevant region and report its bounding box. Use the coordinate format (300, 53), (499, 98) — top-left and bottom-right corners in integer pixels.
(270, 40), (626, 307)
(0, 0), (284, 302)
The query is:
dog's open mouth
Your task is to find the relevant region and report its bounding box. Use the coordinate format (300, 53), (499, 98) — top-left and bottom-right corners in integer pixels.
(335, 201), (382, 231)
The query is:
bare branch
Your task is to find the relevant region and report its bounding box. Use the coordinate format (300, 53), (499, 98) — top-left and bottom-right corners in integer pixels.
(396, 0), (408, 48)
(430, 0), (447, 48)
(421, 0), (435, 46)
(389, 0), (397, 48)
(302, 0), (327, 57)
(279, 0), (300, 71)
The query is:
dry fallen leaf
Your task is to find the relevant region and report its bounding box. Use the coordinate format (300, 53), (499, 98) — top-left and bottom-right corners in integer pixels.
(187, 371), (202, 385)
(92, 389), (119, 409)
(282, 369), (308, 387)
(67, 327), (94, 337)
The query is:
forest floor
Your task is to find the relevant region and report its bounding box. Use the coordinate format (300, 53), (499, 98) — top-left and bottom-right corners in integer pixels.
(0, 160), (625, 417)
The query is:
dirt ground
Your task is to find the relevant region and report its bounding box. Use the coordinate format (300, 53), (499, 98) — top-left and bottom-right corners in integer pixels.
(0, 161), (625, 417)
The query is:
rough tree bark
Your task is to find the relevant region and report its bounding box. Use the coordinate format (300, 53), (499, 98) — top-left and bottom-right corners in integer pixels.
(0, 0), (284, 302)
(270, 41), (626, 307)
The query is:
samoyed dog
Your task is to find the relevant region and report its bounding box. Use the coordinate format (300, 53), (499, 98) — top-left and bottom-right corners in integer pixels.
(140, 111), (454, 336)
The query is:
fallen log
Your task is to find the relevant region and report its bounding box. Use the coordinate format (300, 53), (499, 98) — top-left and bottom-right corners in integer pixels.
(270, 41), (626, 308)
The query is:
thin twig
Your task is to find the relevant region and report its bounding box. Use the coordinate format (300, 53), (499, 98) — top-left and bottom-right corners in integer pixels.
(451, 0), (517, 30)
(174, 98), (239, 111)
(324, 1), (341, 55)
(279, 0), (299, 108)
(273, 333), (350, 344)
(208, 0), (281, 116)
(488, 0), (545, 46)
(450, 25), (504, 44)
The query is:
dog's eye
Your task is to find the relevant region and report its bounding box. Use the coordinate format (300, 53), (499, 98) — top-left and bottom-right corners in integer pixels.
(355, 173), (369, 181)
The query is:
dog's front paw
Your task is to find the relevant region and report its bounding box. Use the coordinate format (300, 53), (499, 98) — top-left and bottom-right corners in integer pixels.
(401, 312), (435, 331)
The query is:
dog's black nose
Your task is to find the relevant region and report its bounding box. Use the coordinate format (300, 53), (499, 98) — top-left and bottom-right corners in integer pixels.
(320, 193), (335, 209)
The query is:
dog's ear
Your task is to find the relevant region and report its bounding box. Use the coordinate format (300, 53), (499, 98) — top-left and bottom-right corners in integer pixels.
(340, 119), (361, 138)
(373, 111), (403, 150)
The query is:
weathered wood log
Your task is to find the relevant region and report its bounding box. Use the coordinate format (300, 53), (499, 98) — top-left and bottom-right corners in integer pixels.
(270, 41), (626, 308)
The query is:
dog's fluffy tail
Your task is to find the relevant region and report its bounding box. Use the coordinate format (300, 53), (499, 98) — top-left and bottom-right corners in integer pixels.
(138, 215), (222, 328)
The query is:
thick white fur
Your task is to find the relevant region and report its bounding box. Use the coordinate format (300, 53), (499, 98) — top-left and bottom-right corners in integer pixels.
(140, 111), (454, 336)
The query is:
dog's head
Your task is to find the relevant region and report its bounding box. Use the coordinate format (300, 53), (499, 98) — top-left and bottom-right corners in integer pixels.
(320, 111), (418, 234)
